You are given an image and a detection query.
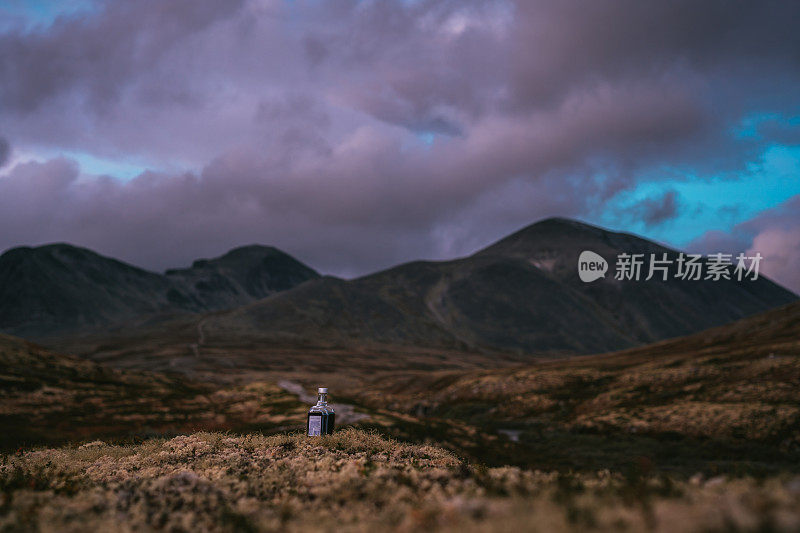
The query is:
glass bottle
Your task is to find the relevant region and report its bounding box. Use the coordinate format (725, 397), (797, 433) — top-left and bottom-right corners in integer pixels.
(307, 387), (335, 436)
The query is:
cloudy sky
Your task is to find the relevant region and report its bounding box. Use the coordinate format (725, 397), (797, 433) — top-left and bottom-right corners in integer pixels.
(0, 0), (798, 291)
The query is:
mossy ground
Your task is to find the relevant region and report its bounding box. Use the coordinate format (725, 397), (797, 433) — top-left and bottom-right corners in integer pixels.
(2, 429), (800, 532)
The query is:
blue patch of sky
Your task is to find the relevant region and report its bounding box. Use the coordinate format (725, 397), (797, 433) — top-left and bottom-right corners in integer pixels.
(733, 112), (800, 140)
(0, 0), (99, 32)
(22, 146), (160, 181)
(398, 129), (441, 153)
(64, 151), (150, 180)
(733, 112), (782, 140)
(594, 111), (800, 248)
(598, 143), (800, 250)
(416, 132), (437, 146)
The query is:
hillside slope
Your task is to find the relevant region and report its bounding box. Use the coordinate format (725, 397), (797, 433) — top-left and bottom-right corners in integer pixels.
(0, 333), (307, 450)
(349, 300), (800, 473)
(0, 244), (319, 339)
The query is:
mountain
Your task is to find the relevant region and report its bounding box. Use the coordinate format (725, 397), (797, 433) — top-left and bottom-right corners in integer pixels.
(165, 245), (320, 310)
(198, 218), (796, 355)
(0, 244), (319, 339)
(0, 244), (176, 339)
(2, 218), (795, 354)
(471, 217), (796, 347)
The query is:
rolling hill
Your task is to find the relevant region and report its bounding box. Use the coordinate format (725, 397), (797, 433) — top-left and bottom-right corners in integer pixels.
(347, 299), (800, 473)
(0, 332), (307, 450)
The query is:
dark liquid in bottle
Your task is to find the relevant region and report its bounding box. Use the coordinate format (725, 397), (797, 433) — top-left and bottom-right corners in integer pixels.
(307, 411), (335, 435)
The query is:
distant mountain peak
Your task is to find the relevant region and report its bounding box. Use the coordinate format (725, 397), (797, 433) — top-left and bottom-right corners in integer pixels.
(0, 242), (154, 276)
(2, 242), (92, 259)
(475, 217), (668, 263)
(506, 216), (606, 238)
(224, 244), (282, 254)
(169, 245), (298, 271)
(215, 245), (293, 263)
(529, 216), (585, 227)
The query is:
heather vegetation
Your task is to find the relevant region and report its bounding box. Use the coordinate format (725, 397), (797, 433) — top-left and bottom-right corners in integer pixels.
(348, 302), (800, 476)
(0, 334), (308, 451)
(3, 429), (800, 532)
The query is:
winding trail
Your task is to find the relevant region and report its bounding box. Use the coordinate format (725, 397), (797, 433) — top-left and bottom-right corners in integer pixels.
(189, 319), (207, 358)
(424, 278), (475, 347)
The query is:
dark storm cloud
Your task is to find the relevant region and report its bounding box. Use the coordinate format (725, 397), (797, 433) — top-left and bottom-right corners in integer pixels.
(0, 0), (799, 276)
(509, 1), (800, 110)
(627, 191), (680, 228)
(758, 119), (800, 146)
(0, 136), (9, 167)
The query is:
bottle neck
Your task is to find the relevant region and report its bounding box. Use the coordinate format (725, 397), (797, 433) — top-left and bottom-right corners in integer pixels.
(316, 392), (328, 405)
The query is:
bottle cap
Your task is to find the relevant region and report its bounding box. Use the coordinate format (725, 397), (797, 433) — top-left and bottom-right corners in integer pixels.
(318, 387), (328, 393)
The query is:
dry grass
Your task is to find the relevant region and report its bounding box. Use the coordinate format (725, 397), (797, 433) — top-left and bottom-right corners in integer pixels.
(0, 334), (308, 450)
(338, 311), (800, 475)
(2, 429), (800, 532)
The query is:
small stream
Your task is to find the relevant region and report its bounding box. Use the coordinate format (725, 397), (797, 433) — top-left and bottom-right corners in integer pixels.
(497, 429), (522, 442)
(277, 380), (371, 425)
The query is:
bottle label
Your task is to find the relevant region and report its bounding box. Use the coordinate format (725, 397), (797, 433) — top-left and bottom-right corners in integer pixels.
(308, 416), (322, 436)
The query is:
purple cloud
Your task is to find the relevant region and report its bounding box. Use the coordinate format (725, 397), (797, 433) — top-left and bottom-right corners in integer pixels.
(0, 0), (798, 279)
(689, 195), (800, 293)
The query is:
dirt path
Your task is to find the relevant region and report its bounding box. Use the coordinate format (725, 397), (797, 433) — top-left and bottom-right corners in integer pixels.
(424, 278), (475, 347)
(188, 319), (207, 358)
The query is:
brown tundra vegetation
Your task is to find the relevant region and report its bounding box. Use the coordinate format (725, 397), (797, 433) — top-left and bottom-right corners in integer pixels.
(2, 429), (800, 532)
(1, 300), (799, 532)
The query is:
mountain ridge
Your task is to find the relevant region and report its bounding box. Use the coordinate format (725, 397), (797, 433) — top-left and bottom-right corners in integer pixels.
(196, 217), (797, 356)
(1, 218), (796, 354)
